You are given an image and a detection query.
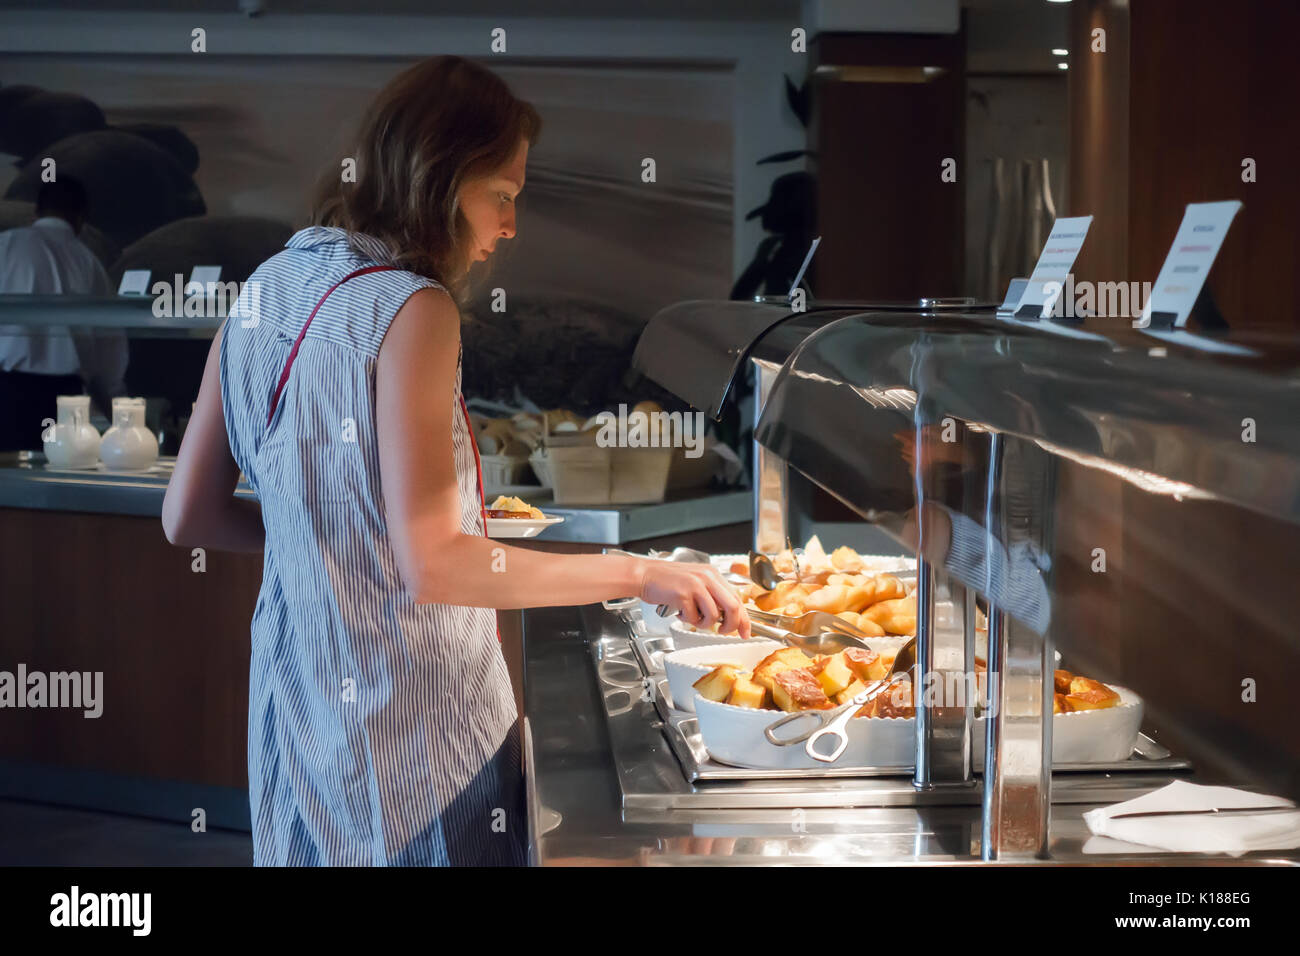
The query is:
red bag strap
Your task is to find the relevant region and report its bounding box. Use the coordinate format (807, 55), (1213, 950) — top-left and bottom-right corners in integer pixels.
(266, 264), (397, 426)
(457, 391), (501, 643)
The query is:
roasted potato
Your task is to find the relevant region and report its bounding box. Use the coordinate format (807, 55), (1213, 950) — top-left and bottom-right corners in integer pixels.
(809, 652), (855, 697)
(772, 668), (833, 712)
(693, 664), (742, 703)
(726, 675), (769, 709)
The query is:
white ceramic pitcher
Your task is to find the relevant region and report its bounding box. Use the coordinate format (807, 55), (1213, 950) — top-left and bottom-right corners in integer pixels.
(100, 397), (159, 471)
(43, 394), (101, 469)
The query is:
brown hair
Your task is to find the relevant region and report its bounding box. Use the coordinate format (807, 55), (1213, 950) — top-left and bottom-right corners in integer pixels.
(311, 56), (540, 299)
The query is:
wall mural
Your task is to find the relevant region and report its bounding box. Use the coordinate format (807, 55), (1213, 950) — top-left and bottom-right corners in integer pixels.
(0, 55), (733, 415)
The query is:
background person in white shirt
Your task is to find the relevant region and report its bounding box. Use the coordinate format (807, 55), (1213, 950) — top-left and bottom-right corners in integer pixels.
(0, 176), (128, 452)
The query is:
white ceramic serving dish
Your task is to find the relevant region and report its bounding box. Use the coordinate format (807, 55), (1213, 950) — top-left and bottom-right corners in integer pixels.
(662, 637), (910, 714)
(485, 515), (564, 538)
(697, 685), (1142, 771)
(662, 641), (784, 714)
(710, 552), (917, 577)
(638, 599), (676, 634)
(665, 616), (754, 648)
(695, 692), (916, 770)
(675, 641), (1143, 768)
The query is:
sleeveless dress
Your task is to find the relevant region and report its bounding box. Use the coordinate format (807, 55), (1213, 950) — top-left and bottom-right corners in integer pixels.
(219, 226), (524, 866)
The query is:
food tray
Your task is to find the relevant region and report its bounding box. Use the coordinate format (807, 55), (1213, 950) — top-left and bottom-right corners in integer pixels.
(649, 669), (1189, 782)
(599, 569), (1188, 783)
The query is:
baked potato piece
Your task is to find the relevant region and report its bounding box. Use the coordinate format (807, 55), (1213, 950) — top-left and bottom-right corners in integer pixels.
(1053, 692), (1071, 714)
(843, 647), (888, 683)
(726, 675), (770, 709)
(693, 664), (742, 703)
(772, 668), (834, 712)
(751, 647), (816, 691)
(835, 678), (868, 706)
(1066, 676), (1120, 711)
(858, 679), (914, 718)
(1054, 669), (1074, 695)
(809, 652), (855, 697)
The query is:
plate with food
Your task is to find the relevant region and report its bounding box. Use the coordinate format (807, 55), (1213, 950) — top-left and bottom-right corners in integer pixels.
(484, 494), (564, 538)
(675, 643), (1142, 769)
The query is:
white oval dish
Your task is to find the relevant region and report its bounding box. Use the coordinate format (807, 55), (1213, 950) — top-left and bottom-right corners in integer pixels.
(662, 637), (909, 714)
(663, 641), (783, 713)
(696, 686), (1142, 770)
(638, 598), (676, 634)
(666, 616), (752, 649)
(695, 693), (915, 770)
(674, 639), (1144, 768)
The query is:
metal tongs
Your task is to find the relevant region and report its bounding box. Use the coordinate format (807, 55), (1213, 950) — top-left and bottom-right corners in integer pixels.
(602, 547), (716, 617)
(746, 549), (878, 650)
(762, 637), (918, 763)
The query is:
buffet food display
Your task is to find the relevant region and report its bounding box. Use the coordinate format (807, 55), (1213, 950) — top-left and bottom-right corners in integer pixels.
(616, 536), (1145, 773)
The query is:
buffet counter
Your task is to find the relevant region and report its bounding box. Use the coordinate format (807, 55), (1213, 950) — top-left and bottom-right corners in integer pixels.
(523, 603), (1300, 866)
(0, 455), (751, 826)
(0, 454), (751, 545)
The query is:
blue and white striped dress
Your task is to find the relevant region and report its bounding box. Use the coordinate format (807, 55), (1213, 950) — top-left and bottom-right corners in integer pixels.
(220, 226), (524, 866)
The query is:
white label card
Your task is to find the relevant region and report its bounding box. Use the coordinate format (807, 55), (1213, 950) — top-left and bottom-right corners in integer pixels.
(1015, 216), (1094, 319)
(186, 265), (222, 296)
(117, 269), (151, 296)
(1136, 200), (1242, 329)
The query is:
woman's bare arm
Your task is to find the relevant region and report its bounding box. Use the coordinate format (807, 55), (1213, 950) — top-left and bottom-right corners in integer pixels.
(161, 321), (265, 552)
(376, 288), (748, 634)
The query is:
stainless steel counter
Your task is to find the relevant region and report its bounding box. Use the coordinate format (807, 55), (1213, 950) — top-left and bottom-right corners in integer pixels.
(523, 603), (1300, 866)
(0, 293), (221, 337)
(0, 455), (751, 545)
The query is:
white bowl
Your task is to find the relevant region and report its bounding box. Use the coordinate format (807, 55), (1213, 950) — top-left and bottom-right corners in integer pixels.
(662, 636), (909, 714)
(662, 641), (783, 713)
(695, 693), (915, 770)
(666, 616), (751, 649)
(638, 599), (676, 634)
(1044, 686), (1144, 764)
(679, 640), (1144, 769)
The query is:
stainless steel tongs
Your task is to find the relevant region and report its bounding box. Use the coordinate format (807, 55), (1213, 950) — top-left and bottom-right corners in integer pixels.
(762, 637), (918, 763)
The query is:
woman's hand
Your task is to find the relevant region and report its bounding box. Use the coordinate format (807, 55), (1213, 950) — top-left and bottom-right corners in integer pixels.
(637, 560), (751, 637)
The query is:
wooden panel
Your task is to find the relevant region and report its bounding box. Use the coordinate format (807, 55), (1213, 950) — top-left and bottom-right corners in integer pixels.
(0, 508), (258, 788)
(1067, 0), (1130, 317)
(811, 32), (966, 299)
(1127, 0), (1300, 331)
(1115, 489), (1300, 799)
(0, 507), (749, 789)
(1072, 0), (1300, 330)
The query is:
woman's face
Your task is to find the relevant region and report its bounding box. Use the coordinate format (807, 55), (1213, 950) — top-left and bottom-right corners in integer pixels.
(457, 138), (529, 274)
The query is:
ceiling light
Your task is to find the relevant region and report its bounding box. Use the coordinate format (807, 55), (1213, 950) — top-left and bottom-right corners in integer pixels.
(1052, 48), (1068, 56)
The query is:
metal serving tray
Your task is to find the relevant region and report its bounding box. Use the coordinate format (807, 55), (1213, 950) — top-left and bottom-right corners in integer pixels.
(651, 674), (1191, 782)
(601, 607), (1191, 789)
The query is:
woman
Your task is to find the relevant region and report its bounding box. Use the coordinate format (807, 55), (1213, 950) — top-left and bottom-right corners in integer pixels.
(162, 56), (748, 867)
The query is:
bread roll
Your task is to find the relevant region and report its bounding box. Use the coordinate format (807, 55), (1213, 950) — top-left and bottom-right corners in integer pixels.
(830, 545), (864, 572)
(802, 584), (853, 615)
